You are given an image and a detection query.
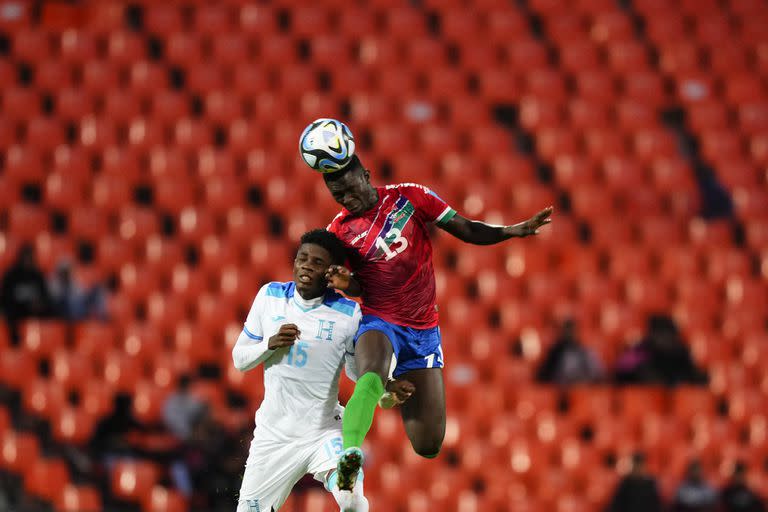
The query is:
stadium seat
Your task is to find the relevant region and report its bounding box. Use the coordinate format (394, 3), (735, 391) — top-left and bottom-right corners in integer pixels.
(57, 484), (102, 512)
(25, 457), (70, 502)
(51, 349), (94, 389)
(0, 430), (40, 477)
(111, 460), (160, 503)
(133, 381), (171, 425)
(102, 350), (142, 392)
(23, 377), (68, 421)
(143, 485), (188, 512)
(79, 380), (115, 419)
(52, 406), (96, 446)
(22, 320), (67, 358)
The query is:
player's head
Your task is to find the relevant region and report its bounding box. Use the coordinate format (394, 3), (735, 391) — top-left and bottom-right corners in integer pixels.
(322, 155), (378, 215)
(294, 229), (347, 299)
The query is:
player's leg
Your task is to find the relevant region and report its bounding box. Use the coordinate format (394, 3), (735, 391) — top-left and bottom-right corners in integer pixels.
(327, 471), (368, 512)
(236, 432), (308, 511)
(337, 318), (396, 490)
(397, 367), (446, 458)
(310, 432), (368, 511)
(343, 328), (393, 448)
(392, 326), (446, 458)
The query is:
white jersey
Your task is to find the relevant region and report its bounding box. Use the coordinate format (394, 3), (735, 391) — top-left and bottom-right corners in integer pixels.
(232, 281), (361, 439)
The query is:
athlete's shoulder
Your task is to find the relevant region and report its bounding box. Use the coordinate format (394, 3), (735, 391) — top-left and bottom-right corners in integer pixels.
(385, 182), (432, 193)
(322, 290), (360, 318)
(261, 281), (296, 299)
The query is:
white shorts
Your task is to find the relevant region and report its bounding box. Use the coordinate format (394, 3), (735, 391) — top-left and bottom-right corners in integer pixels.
(236, 425), (344, 512)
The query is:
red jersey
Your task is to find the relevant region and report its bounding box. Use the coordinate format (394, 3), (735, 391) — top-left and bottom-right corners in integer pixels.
(328, 183), (456, 329)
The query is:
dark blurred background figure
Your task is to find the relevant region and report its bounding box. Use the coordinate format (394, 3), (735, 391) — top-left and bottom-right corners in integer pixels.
(536, 317), (604, 385)
(721, 461), (766, 512)
(672, 459), (718, 512)
(614, 314), (708, 386)
(163, 374), (206, 498)
(48, 259), (108, 322)
(606, 452), (664, 512)
(0, 244), (52, 344)
(162, 374), (206, 443)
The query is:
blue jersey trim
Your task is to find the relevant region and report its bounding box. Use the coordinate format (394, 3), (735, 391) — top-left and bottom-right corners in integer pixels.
(243, 326), (263, 341)
(323, 291), (357, 317)
(266, 281), (295, 298)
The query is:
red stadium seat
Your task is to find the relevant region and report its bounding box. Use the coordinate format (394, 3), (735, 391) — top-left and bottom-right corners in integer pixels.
(0, 430), (40, 477)
(106, 31), (144, 64)
(143, 486), (188, 512)
(133, 381), (171, 425)
(22, 320), (67, 358)
(52, 407), (96, 446)
(590, 11), (635, 44)
(59, 29), (97, 63)
(102, 350), (142, 392)
(111, 460), (160, 503)
(23, 377), (67, 421)
(0, 348), (36, 391)
(607, 40), (650, 72)
(568, 98), (611, 130)
(44, 172), (85, 211)
(69, 206), (109, 240)
(57, 484), (102, 512)
(25, 117), (65, 150)
(504, 38), (551, 71)
(51, 349), (94, 389)
(194, 4), (233, 35)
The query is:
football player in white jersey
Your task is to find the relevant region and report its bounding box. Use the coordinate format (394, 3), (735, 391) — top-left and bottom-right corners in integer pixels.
(232, 229), (412, 512)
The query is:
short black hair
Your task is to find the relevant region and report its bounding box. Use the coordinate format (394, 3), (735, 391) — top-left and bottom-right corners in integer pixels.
(322, 154), (363, 183)
(299, 229), (347, 265)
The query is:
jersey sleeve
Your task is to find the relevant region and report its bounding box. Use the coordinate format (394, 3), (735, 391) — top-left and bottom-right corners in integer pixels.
(400, 183), (456, 225)
(343, 307), (362, 382)
(232, 284), (275, 371)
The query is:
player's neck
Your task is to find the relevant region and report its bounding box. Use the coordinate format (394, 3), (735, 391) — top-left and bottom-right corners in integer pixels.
(294, 288), (324, 304)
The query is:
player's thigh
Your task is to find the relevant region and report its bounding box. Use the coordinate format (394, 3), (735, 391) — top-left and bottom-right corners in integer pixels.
(354, 329), (394, 380)
(238, 437), (308, 511)
(397, 368), (447, 450)
(307, 429), (345, 481)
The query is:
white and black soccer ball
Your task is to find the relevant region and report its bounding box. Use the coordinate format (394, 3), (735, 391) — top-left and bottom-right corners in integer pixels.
(299, 118), (356, 173)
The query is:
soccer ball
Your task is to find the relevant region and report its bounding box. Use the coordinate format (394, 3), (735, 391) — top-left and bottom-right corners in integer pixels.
(299, 118), (356, 173)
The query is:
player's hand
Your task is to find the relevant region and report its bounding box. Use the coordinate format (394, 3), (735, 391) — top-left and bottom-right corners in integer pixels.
(324, 265), (353, 291)
(379, 379), (415, 408)
(387, 379), (415, 403)
(268, 324), (300, 350)
(509, 206), (553, 237)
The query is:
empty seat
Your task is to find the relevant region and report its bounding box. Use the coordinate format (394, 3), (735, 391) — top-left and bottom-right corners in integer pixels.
(143, 486), (188, 512)
(0, 430), (40, 476)
(57, 484), (102, 512)
(111, 460), (160, 503)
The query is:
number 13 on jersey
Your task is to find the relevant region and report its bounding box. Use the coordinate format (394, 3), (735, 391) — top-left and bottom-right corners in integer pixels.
(375, 227), (408, 261)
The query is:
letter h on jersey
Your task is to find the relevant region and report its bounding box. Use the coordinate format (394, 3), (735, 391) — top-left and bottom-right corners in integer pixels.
(315, 320), (335, 341)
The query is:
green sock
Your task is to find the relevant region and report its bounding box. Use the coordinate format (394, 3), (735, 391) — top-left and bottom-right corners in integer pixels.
(342, 372), (384, 449)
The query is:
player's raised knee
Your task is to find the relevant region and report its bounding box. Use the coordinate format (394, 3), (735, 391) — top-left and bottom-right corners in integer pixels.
(413, 439), (442, 459)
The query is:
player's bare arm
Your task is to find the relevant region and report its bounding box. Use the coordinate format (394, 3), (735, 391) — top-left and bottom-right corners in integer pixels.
(325, 265), (362, 297)
(267, 323), (300, 349)
(439, 206), (554, 244)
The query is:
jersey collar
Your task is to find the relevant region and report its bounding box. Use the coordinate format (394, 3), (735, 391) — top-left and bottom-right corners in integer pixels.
(292, 290), (324, 312)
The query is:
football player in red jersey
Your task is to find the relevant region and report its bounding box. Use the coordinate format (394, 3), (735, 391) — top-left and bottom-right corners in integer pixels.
(320, 146), (552, 491)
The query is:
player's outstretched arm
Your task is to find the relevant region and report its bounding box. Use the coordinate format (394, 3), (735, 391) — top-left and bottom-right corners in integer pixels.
(438, 206), (553, 245)
(325, 265), (362, 297)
